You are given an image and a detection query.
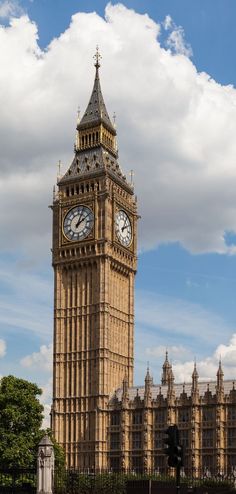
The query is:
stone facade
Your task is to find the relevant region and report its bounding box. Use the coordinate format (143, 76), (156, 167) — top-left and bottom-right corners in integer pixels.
(51, 52), (236, 474)
(108, 356), (236, 475)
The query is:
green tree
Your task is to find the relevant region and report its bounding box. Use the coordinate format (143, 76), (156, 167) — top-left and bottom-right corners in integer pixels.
(0, 375), (44, 468)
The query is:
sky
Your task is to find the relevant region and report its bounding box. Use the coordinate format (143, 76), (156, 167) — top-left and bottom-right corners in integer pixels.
(1, 0), (236, 425)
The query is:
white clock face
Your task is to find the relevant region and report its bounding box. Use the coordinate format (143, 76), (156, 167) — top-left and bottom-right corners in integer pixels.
(115, 210), (132, 247)
(63, 205), (94, 241)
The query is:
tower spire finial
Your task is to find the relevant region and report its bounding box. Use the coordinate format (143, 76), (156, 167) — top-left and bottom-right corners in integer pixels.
(93, 45), (102, 70)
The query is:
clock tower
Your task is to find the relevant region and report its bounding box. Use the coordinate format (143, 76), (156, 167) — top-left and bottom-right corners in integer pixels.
(51, 49), (138, 469)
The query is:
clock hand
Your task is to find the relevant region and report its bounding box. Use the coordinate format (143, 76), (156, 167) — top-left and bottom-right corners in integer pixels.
(121, 222), (129, 232)
(75, 217), (84, 228)
(75, 213), (90, 229)
(75, 211), (83, 228)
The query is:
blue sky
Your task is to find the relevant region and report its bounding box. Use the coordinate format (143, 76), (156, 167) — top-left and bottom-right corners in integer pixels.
(18, 0), (236, 85)
(1, 0), (236, 423)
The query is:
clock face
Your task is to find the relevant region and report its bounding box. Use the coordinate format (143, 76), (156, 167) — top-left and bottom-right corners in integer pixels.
(63, 205), (94, 241)
(115, 210), (132, 247)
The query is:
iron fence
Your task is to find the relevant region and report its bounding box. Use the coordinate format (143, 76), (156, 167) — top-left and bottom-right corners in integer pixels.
(0, 466), (235, 494)
(53, 469), (236, 494)
(0, 467), (36, 493)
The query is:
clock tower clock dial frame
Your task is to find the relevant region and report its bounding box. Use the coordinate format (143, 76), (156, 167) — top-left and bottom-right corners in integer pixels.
(63, 204), (94, 241)
(51, 51), (138, 470)
(115, 209), (132, 247)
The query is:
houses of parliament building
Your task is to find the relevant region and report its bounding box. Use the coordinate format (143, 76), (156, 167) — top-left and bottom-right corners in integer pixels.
(51, 49), (236, 475)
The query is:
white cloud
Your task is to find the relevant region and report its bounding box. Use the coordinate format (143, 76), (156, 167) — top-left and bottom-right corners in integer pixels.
(0, 0), (23, 19)
(40, 377), (52, 429)
(172, 333), (236, 383)
(146, 344), (190, 360)
(163, 15), (173, 31)
(21, 343), (52, 371)
(215, 334), (236, 366)
(0, 339), (6, 357)
(162, 14), (192, 56)
(166, 25), (192, 57)
(0, 3), (236, 261)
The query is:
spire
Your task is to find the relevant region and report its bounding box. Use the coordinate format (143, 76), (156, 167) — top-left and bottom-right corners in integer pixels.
(78, 46), (115, 134)
(192, 361), (199, 379)
(191, 361), (199, 399)
(144, 364), (153, 404)
(145, 363), (153, 386)
(169, 367), (175, 386)
(161, 351), (171, 385)
(217, 359), (224, 380)
(60, 48), (130, 187)
(122, 373), (129, 404)
(167, 366), (175, 402)
(216, 359), (224, 397)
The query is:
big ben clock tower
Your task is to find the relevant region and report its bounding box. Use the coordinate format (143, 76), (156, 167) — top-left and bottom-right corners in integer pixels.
(51, 49), (138, 469)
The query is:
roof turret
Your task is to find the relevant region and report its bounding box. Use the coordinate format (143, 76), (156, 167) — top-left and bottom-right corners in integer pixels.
(191, 361), (199, 401)
(161, 351), (172, 385)
(144, 365), (153, 404)
(122, 373), (129, 404)
(216, 359), (224, 398)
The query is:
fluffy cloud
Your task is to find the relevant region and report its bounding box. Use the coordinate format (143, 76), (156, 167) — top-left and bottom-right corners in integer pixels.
(172, 333), (236, 383)
(0, 0), (23, 19)
(0, 3), (236, 260)
(40, 377), (52, 428)
(163, 15), (192, 57)
(0, 339), (6, 357)
(21, 343), (52, 371)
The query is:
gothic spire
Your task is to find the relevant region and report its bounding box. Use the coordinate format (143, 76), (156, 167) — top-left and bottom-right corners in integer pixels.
(216, 359), (224, 396)
(144, 364), (153, 404)
(78, 46), (115, 134)
(145, 364), (153, 386)
(60, 48), (129, 187)
(191, 361), (199, 399)
(161, 351), (171, 385)
(122, 373), (129, 404)
(167, 366), (175, 402)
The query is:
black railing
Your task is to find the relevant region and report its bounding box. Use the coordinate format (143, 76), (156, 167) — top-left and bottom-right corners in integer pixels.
(0, 466), (235, 494)
(53, 469), (236, 494)
(0, 467), (36, 493)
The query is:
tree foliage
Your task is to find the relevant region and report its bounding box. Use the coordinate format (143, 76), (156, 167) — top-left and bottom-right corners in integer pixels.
(0, 375), (44, 468)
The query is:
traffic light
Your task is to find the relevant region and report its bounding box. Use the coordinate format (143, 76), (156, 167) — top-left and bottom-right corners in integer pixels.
(163, 425), (184, 468)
